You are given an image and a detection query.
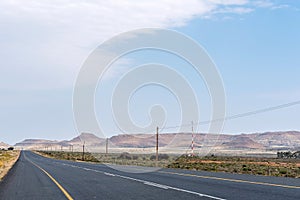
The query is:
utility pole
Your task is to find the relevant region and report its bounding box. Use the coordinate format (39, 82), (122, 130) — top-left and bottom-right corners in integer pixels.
(191, 121), (194, 157)
(105, 138), (108, 156)
(156, 126), (159, 167)
(82, 141), (85, 161)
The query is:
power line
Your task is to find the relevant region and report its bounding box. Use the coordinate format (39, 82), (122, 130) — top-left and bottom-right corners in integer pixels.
(162, 100), (300, 130)
(224, 100), (300, 121)
(107, 100), (300, 134)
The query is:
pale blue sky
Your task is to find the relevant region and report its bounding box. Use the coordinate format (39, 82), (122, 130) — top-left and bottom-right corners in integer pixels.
(0, 0), (300, 144)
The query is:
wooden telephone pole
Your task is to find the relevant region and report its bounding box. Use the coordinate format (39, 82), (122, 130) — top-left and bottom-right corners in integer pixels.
(156, 127), (159, 167)
(192, 121), (194, 157)
(105, 138), (108, 156)
(82, 141), (85, 161)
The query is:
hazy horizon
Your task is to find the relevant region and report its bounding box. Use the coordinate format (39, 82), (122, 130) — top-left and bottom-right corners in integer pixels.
(3, 129), (299, 146)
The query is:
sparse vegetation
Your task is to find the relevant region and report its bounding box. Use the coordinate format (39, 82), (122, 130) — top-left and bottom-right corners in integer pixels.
(167, 155), (300, 178)
(0, 150), (20, 180)
(150, 154), (169, 160)
(36, 151), (99, 162)
(36, 150), (300, 178)
(277, 151), (300, 159)
(36, 151), (177, 167)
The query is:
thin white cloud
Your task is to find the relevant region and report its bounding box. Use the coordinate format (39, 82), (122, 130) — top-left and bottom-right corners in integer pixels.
(252, 0), (291, 10)
(271, 4), (290, 10)
(252, 0), (274, 8)
(215, 7), (254, 14)
(208, 0), (248, 5)
(0, 0), (290, 90)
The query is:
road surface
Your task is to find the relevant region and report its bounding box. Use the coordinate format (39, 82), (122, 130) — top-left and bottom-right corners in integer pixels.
(0, 151), (299, 200)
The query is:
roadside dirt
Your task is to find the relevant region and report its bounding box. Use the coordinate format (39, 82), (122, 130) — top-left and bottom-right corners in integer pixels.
(0, 151), (20, 180)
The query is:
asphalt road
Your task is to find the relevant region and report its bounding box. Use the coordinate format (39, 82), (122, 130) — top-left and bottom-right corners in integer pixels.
(0, 151), (299, 200)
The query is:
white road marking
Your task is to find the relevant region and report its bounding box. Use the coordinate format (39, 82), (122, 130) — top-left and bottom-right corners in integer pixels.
(56, 162), (226, 200)
(104, 172), (116, 177)
(143, 181), (169, 189)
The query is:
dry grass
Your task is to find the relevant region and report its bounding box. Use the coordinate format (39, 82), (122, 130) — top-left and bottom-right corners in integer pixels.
(0, 150), (20, 180)
(36, 150), (177, 168)
(35, 150), (300, 178)
(168, 155), (300, 178)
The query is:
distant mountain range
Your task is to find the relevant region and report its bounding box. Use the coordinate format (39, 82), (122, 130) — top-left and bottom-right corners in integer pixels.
(13, 131), (300, 153)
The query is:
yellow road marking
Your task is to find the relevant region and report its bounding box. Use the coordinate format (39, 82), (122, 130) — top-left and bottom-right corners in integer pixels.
(25, 154), (74, 200)
(159, 171), (300, 189)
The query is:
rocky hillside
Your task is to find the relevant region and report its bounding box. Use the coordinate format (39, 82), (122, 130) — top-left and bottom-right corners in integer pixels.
(221, 136), (265, 149)
(68, 132), (105, 145)
(13, 131), (300, 151)
(250, 131), (300, 149)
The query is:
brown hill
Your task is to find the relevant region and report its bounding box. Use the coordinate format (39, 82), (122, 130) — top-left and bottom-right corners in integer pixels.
(14, 139), (62, 150)
(251, 131), (300, 149)
(221, 136), (265, 149)
(12, 131), (300, 151)
(68, 132), (105, 145)
(109, 133), (185, 148)
(15, 139), (58, 147)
